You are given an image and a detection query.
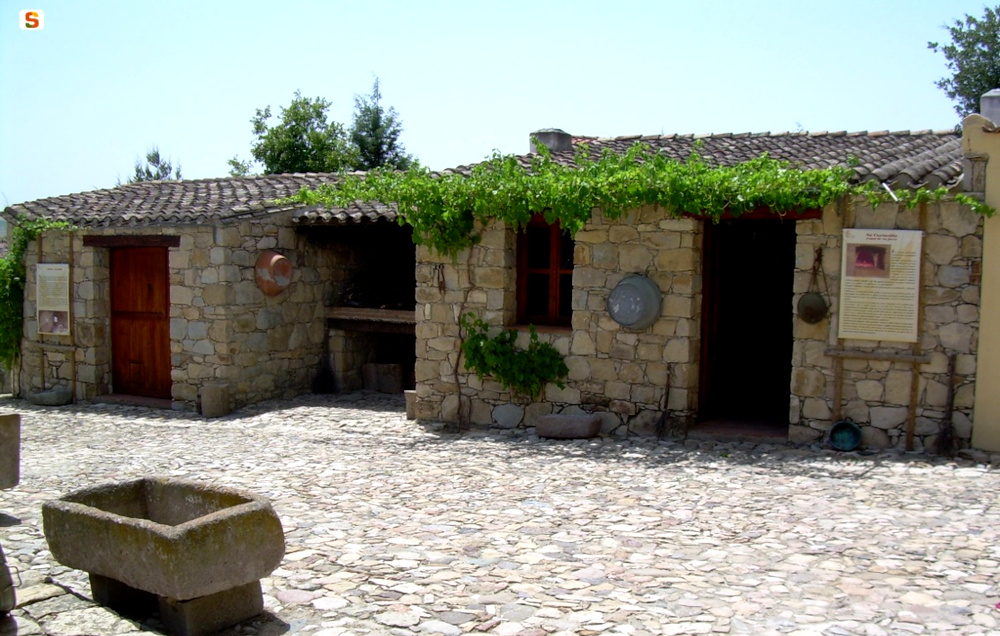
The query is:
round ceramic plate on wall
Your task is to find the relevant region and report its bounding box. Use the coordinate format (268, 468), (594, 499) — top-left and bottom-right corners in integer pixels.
(255, 251), (293, 296)
(607, 274), (661, 330)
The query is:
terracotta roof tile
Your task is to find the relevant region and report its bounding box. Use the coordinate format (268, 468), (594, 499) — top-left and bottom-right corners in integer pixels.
(3, 130), (964, 227)
(2, 173), (399, 228)
(293, 200), (398, 226)
(565, 130), (962, 189)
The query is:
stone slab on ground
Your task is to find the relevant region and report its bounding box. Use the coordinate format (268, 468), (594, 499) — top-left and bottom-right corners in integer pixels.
(535, 413), (602, 439)
(15, 584), (64, 608)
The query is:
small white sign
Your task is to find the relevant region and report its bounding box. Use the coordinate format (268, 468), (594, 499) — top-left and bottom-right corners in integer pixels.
(37, 263), (69, 335)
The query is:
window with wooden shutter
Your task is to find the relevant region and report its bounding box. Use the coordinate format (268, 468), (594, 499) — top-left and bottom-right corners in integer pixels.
(516, 214), (573, 327)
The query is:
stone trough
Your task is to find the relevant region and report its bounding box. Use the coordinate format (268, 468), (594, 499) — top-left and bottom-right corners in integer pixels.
(42, 478), (285, 636)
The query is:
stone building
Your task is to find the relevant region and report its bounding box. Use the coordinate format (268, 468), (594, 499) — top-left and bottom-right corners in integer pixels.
(8, 106), (1000, 453)
(414, 126), (995, 452)
(1, 174), (413, 414)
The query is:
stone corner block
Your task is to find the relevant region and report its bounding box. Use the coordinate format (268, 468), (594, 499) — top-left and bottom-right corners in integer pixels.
(492, 403), (524, 429)
(200, 384), (230, 418)
(788, 424), (823, 445)
(27, 386), (73, 407)
(404, 390), (417, 420)
(159, 580), (264, 636)
(536, 413), (601, 439)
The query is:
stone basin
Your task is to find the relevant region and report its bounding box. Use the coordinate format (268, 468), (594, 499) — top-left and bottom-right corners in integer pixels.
(43, 478), (285, 636)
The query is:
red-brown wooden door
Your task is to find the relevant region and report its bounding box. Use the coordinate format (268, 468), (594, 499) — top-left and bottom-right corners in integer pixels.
(110, 247), (171, 398)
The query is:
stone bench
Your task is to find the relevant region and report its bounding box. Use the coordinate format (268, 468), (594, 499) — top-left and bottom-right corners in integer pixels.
(42, 478), (285, 636)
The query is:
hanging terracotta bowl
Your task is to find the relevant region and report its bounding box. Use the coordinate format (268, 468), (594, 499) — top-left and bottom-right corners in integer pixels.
(797, 292), (828, 324)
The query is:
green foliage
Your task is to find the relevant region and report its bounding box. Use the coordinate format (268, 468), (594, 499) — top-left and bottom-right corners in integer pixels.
(293, 141), (929, 258)
(351, 77), (415, 171)
(227, 155), (255, 177)
(0, 218), (73, 370)
(929, 6), (1000, 117)
(250, 90), (358, 174)
(460, 314), (568, 399)
(884, 186), (995, 217)
(121, 146), (182, 184)
(236, 83), (416, 177)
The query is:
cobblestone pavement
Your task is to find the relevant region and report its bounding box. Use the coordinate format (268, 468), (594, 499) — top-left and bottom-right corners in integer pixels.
(0, 393), (999, 636)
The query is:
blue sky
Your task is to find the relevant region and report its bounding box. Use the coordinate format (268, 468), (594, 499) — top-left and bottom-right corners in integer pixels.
(0, 0), (988, 207)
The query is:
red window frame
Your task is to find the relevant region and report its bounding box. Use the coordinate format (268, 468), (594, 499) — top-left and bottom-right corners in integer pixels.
(516, 214), (573, 327)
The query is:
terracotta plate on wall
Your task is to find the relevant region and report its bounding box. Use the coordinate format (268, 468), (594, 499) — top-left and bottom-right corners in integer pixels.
(255, 251), (293, 296)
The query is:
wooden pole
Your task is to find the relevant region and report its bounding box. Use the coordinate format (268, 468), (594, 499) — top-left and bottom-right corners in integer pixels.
(905, 200), (929, 451)
(825, 349), (931, 363)
(831, 197), (848, 424)
(68, 235), (77, 402)
(38, 232), (45, 393)
(832, 357), (844, 422)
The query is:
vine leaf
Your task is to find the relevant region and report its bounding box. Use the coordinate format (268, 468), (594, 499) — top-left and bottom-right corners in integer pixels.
(288, 142), (994, 259)
(0, 218), (74, 371)
(459, 313), (567, 399)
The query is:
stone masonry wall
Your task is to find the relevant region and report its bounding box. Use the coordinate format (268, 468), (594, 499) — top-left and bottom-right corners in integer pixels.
(417, 197), (984, 450)
(790, 199), (983, 451)
(22, 231), (110, 399)
(169, 212), (335, 410)
(21, 212), (338, 411)
(415, 206), (703, 435)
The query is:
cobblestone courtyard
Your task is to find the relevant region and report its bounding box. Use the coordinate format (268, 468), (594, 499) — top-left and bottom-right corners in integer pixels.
(0, 393), (999, 635)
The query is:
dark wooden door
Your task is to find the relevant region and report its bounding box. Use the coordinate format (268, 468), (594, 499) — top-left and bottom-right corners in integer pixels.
(111, 247), (171, 398)
(699, 219), (796, 422)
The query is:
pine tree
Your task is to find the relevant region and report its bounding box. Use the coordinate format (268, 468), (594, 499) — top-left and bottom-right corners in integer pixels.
(126, 146), (182, 183)
(350, 78), (414, 170)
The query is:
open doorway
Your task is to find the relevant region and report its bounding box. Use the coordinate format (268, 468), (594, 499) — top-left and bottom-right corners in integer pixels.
(699, 218), (796, 431)
(307, 221), (417, 394)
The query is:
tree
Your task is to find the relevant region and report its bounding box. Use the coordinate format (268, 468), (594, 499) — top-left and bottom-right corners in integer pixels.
(250, 90), (357, 174)
(929, 6), (1000, 117)
(124, 146), (182, 184)
(350, 78), (415, 170)
(227, 155), (254, 177)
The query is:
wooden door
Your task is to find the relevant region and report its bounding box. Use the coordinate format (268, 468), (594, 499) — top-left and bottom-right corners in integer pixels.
(699, 219), (796, 422)
(110, 247), (171, 398)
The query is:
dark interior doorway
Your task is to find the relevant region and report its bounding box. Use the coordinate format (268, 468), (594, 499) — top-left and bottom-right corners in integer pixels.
(307, 221), (417, 393)
(699, 218), (796, 425)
